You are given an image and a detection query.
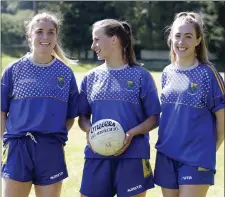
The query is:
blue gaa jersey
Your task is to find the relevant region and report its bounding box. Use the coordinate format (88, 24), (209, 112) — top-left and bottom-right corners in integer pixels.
(1, 54), (79, 143)
(79, 63), (161, 159)
(156, 63), (225, 170)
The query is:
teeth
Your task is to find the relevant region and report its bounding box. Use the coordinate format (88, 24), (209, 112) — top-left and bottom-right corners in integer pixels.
(41, 42), (50, 45)
(178, 47), (186, 51)
(96, 50), (100, 54)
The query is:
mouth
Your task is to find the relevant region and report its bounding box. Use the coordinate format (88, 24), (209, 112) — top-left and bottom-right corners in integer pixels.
(95, 49), (101, 55)
(40, 42), (50, 46)
(177, 47), (187, 51)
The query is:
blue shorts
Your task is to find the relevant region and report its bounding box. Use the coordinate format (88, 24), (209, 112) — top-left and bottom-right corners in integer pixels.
(1, 134), (68, 185)
(154, 151), (215, 189)
(80, 159), (154, 197)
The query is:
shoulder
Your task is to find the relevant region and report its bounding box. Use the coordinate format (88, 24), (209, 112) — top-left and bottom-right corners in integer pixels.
(85, 63), (105, 76)
(2, 55), (29, 75)
(127, 65), (150, 76)
(162, 63), (173, 73)
(198, 63), (222, 78)
(54, 58), (74, 75)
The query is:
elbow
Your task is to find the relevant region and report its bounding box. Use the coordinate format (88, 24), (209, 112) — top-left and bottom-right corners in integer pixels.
(153, 114), (160, 129)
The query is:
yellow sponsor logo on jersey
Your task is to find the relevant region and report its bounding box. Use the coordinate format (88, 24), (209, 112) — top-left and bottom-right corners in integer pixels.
(142, 159), (152, 178)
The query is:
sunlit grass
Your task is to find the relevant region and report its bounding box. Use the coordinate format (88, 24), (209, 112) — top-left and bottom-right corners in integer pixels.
(1, 53), (96, 73)
(1, 54), (224, 197)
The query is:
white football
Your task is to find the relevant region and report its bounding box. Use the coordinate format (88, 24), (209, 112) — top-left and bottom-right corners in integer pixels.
(89, 119), (125, 156)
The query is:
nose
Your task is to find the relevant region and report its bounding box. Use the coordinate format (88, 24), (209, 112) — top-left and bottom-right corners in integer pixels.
(42, 33), (49, 40)
(178, 36), (185, 44)
(91, 42), (95, 50)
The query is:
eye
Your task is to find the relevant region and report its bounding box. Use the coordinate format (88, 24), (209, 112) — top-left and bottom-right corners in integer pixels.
(36, 30), (42, 34)
(174, 34), (180, 38)
(186, 35), (192, 38)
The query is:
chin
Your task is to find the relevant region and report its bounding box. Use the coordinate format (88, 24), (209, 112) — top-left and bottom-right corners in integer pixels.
(97, 56), (104, 60)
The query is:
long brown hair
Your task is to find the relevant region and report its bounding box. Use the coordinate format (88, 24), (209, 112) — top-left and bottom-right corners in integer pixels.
(92, 19), (137, 66)
(167, 12), (212, 66)
(25, 12), (76, 65)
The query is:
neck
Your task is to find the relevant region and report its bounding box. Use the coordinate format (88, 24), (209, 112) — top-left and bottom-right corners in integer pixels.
(105, 51), (126, 68)
(30, 52), (54, 64)
(175, 56), (197, 68)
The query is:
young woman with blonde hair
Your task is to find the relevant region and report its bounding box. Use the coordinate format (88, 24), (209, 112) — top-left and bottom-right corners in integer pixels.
(1, 12), (79, 197)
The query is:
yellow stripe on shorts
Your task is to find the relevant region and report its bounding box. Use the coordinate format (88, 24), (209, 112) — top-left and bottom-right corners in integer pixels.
(2, 142), (9, 164)
(198, 167), (211, 171)
(142, 159), (152, 178)
(62, 145), (67, 166)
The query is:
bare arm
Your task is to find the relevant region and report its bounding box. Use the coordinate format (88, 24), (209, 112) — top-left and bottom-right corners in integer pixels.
(78, 115), (92, 133)
(216, 108), (225, 152)
(114, 114), (159, 156)
(66, 118), (75, 132)
(1, 112), (7, 138)
(128, 115), (159, 136)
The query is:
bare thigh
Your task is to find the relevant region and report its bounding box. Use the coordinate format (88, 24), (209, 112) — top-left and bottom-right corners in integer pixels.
(34, 181), (62, 197)
(179, 185), (210, 197)
(161, 188), (179, 197)
(2, 178), (32, 197)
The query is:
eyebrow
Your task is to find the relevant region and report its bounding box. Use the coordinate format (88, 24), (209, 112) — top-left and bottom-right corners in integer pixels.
(35, 28), (56, 31)
(175, 32), (193, 36)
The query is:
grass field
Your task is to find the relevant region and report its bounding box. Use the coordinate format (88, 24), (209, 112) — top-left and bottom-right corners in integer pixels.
(1, 54), (224, 197)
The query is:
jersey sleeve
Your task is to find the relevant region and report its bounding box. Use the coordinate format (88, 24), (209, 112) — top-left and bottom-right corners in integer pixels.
(66, 73), (79, 119)
(140, 70), (161, 116)
(78, 75), (92, 116)
(207, 66), (225, 113)
(161, 70), (167, 89)
(1, 65), (13, 112)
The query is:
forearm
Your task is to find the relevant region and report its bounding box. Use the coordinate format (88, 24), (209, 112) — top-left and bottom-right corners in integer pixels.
(78, 115), (92, 132)
(128, 115), (159, 136)
(216, 109), (225, 152)
(1, 112), (7, 138)
(66, 118), (74, 132)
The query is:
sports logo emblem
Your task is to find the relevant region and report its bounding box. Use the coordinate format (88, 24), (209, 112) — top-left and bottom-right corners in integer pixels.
(57, 77), (65, 88)
(127, 80), (134, 89)
(188, 82), (198, 94)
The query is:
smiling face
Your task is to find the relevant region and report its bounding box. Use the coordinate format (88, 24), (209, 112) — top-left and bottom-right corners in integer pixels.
(171, 22), (201, 62)
(91, 27), (114, 61)
(29, 20), (57, 55)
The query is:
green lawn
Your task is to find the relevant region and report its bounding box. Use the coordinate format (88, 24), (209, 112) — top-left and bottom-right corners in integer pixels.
(1, 53), (96, 73)
(1, 54), (224, 197)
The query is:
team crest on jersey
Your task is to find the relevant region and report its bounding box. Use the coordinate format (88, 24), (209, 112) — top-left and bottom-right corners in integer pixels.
(188, 82), (198, 94)
(127, 80), (134, 89)
(57, 77), (65, 88)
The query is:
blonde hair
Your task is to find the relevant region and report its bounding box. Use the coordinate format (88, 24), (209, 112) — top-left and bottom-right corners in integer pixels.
(25, 12), (77, 65)
(167, 11), (212, 66)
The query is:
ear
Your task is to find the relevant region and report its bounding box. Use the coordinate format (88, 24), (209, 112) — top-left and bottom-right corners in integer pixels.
(111, 35), (118, 45)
